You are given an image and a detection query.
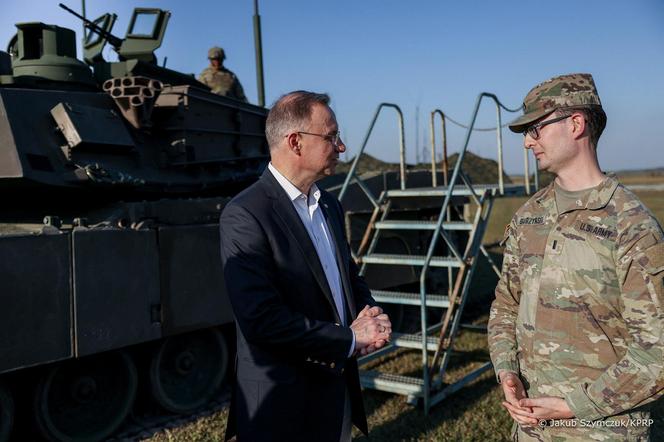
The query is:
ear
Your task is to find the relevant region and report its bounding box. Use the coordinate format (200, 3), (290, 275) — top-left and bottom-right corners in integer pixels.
(570, 112), (587, 140)
(285, 132), (301, 155)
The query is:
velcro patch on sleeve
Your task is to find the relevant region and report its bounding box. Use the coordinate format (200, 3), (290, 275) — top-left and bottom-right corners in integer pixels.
(643, 242), (664, 275)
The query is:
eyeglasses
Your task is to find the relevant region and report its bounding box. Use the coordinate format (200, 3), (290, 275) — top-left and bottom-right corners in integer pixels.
(297, 131), (342, 147)
(524, 115), (571, 140)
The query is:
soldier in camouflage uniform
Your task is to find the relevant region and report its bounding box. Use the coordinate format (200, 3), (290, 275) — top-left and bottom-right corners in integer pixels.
(488, 73), (664, 441)
(198, 46), (247, 102)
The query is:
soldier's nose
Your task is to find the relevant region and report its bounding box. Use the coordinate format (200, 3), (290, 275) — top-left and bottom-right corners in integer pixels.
(523, 136), (535, 150)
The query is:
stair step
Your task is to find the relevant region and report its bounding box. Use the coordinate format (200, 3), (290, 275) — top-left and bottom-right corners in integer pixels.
(374, 220), (473, 231)
(371, 290), (450, 308)
(385, 184), (526, 198)
(391, 332), (440, 351)
(386, 186), (474, 198)
(359, 370), (424, 396)
(361, 253), (462, 268)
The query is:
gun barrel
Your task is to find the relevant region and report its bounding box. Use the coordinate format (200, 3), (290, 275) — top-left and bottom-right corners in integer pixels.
(58, 2), (123, 48)
(59, 3), (85, 21)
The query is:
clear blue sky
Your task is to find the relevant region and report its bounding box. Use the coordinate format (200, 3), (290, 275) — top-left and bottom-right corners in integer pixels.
(3, 0), (663, 174)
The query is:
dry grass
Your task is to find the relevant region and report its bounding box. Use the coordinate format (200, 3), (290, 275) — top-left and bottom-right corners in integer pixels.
(511, 170), (664, 187)
(354, 326), (512, 442)
(143, 323), (663, 441)
(143, 327), (513, 442)
(144, 409), (230, 442)
(614, 171), (664, 185)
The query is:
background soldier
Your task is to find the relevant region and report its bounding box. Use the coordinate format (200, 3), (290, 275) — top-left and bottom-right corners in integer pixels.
(198, 46), (247, 102)
(488, 73), (664, 440)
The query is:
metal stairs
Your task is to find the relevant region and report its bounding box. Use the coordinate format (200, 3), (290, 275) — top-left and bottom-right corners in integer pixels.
(337, 95), (529, 414)
(356, 174), (498, 413)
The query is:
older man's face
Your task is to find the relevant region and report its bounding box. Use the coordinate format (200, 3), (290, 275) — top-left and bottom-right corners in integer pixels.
(298, 104), (346, 179)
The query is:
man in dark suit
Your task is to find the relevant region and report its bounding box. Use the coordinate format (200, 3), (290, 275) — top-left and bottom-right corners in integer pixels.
(220, 91), (392, 441)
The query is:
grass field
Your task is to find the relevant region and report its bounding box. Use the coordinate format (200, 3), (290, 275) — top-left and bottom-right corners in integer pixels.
(145, 326), (516, 442)
(145, 185), (664, 442)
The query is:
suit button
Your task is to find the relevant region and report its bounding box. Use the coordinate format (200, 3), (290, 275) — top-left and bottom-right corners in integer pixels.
(330, 362), (336, 369)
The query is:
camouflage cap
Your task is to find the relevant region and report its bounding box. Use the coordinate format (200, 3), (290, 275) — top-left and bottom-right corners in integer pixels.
(509, 73), (602, 133)
(208, 46), (225, 60)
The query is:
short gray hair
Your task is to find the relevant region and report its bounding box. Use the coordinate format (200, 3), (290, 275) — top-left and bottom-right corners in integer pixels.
(265, 91), (330, 149)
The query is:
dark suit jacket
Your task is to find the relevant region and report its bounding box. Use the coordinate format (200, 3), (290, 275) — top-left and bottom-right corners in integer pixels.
(220, 169), (376, 441)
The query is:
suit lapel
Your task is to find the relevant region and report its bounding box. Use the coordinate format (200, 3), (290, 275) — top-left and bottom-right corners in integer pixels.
(319, 195), (357, 319)
(263, 172), (342, 324)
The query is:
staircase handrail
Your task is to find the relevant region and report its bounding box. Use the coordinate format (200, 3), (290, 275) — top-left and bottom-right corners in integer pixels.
(422, 93), (522, 281)
(429, 110), (448, 188)
(417, 93), (522, 387)
(338, 103), (406, 204)
(430, 99), (528, 196)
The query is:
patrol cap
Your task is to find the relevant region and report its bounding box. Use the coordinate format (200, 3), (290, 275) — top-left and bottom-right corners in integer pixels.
(208, 46), (225, 60)
(509, 73), (602, 133)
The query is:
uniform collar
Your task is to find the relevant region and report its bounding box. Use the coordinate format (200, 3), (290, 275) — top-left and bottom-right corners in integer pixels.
(586, 174), (620, 210)
(536, 173), (620, 213)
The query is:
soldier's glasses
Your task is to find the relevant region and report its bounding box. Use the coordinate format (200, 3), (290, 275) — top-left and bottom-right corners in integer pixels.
(524, 115), (571, 140)
(297, 131), (342, 147)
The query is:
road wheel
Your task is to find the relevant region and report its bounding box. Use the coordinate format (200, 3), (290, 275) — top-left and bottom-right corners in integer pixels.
(149, 328), (228, 413)
(34, 351), (137, 441)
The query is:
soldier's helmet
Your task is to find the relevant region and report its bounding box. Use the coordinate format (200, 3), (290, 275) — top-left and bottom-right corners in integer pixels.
(208, 46), (225, 61)
(509, 73), (602, 133)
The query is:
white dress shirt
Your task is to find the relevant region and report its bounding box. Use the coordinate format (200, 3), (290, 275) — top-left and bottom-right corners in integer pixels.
(268, 164), (355, 355)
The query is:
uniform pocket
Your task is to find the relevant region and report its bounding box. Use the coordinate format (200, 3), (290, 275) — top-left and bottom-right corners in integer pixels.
(558, 233), (611, 310)
(641, 242), (664, 275)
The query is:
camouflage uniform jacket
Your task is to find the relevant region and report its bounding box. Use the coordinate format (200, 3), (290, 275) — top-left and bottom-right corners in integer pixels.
(488, 175), (664, 441)
(198, 66), (247, 102)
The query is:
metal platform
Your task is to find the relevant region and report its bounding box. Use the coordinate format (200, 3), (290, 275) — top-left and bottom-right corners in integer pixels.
(370, 290), (450, 308)
(374, 220), (473, 231)
(386, 183), (526, 198)
(361, 253), (462, 268)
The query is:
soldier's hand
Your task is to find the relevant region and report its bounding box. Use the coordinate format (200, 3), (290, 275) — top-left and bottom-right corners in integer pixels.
(518, 397), (574, 420)
(499, 371), (537, 426)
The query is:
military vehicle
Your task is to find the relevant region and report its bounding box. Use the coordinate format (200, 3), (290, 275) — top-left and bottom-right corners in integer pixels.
(0, 4), (269, 440)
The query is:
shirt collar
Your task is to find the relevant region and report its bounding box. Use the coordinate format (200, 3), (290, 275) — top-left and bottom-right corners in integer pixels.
(268, 163), (320, 203)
